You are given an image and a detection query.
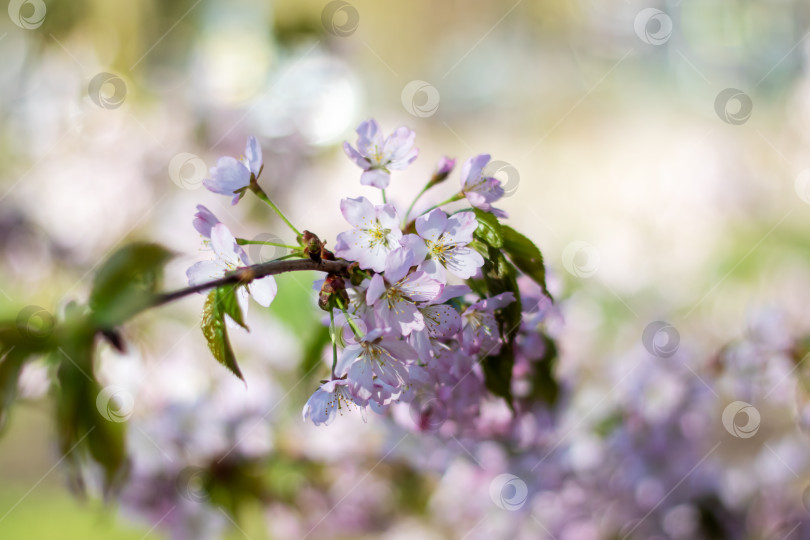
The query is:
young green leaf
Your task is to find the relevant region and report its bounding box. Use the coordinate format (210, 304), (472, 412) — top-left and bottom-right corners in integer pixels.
(500, 225), (551, 299)
(219, 284), (248, 330)
(201, 289), (245, 382)
(472, 208), (503, 248)
(89, 243), (174, 327)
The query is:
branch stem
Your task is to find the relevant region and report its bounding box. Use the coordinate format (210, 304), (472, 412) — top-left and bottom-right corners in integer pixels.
(249, 183), (302, 237)
(152, 259), (350, 310)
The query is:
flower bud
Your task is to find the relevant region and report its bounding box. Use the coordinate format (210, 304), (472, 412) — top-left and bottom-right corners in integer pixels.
(427, 156), (455, 187)
(318, 273), (349, 311)
(302, 230), (323, 263)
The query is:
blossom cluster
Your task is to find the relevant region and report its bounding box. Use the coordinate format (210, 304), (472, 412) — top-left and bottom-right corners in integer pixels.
(187, 119), (553, 428)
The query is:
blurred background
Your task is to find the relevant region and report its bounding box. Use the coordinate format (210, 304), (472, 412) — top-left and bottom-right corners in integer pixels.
(3, 0), (810, 538)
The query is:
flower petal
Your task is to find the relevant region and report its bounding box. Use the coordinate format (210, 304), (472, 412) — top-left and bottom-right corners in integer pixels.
(247, 275), (277, 307)
(360, 168), (391, 189)
(186, 260), (224, 286)
(343, 141), (371, 169)
(415, 208), (448, 242)
(340, 196), (377, 228)
(204, 156), (251, 195)
(444, 211), (478, 245)
(193, 205), (220, 239)
(244, 135), (262, 176)
(210, 223), (242, 268)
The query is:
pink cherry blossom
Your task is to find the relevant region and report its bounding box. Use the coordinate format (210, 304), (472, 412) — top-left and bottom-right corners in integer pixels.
(460, 292), (515, 355)
(334, 196), (403, 272)
(343, 119), (418, 189)
(460, 154), (505, 215)
(302, 379), (367, 426)
(336, 329), (419, 402)
(203, 136), (262, 205)
(366, 266), (444, 336)
(412, 208), (484, 279)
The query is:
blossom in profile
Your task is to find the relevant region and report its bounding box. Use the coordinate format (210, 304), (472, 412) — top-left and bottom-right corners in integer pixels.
(460, 154), (505, 215)
(203, 136), (262, 205)
(343, 119), (418, 189)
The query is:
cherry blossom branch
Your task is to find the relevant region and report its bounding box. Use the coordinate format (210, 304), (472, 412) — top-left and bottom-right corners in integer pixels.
(152, 258), (351, 309)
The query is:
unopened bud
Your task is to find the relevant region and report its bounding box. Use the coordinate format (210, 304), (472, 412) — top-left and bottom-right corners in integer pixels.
(318, 273), (349, 311)
(427, 156), (455, 187)
(302, 230), (323, 263)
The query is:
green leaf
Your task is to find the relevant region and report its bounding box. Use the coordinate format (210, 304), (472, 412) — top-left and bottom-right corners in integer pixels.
(472, 208), (503, 248)
(500, 225), (551, 299)
(54, 320), (127, 496)
(219, 284), (248, 330)
(481, 247), (522, 339)
(481, 343), (514, 410)
(202, 289), (245, 382)
(89, 243), (174, 327)
(529, 334), (560, 406)
(0, 348), (27, 432)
